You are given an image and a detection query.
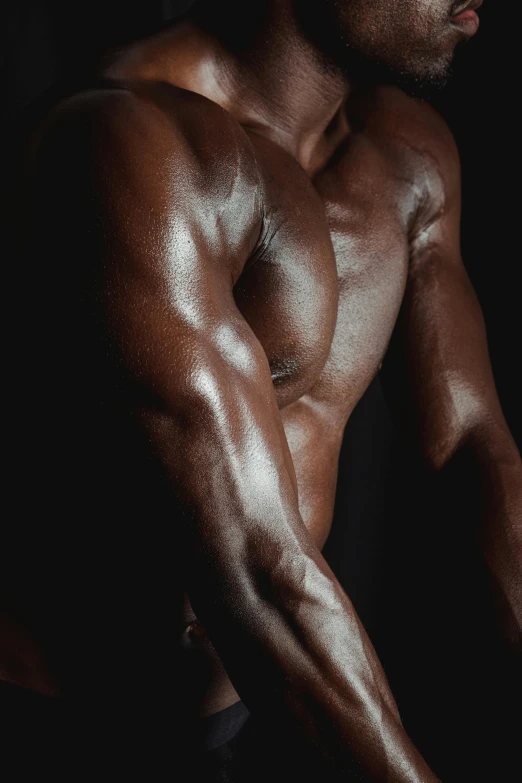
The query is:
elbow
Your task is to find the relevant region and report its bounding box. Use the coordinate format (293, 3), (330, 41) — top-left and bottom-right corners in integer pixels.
(422, 434), (462, 473)
(422, 420), (519, 474)
(419, 374), (501, 473)
(420, 385), (517, 473)
(421, 419), (473, 472)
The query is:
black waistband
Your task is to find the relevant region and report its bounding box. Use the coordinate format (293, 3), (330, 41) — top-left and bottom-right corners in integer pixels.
(195, 700), (250, 753)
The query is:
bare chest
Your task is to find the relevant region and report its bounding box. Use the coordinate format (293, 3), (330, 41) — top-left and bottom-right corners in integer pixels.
(235, 131), (413, 417)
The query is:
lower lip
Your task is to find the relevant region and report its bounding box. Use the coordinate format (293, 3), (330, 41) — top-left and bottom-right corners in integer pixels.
(451, 9), (480, 36)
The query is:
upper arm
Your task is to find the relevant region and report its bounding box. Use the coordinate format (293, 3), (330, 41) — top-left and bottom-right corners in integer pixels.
(383, 103), (511, 468)
(30, 86), (305, 567)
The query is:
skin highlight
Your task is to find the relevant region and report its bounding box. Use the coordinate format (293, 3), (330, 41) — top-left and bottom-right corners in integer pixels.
(4, 0), (520, 778)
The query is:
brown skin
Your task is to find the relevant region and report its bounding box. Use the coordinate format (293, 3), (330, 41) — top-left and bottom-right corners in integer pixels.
(303, 0), (483, 82)
(4, 0), (521, 778)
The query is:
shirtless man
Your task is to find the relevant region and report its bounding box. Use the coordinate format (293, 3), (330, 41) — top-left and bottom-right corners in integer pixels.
(3, 0), (521, 780)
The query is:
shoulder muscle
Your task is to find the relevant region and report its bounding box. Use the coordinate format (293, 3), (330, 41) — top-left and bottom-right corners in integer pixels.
(352, 86), (461, 228)
(31, 84), (263, 279)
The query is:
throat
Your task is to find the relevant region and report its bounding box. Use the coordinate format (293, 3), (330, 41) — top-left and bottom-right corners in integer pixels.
(303, 102), (352, 177)
(242, 100), (351, 178)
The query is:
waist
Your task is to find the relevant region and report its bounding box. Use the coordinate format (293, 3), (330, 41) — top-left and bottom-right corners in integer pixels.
(195, 700), (250, 753)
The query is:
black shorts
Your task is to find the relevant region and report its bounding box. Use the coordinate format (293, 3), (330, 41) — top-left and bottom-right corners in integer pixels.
(193, 701), (250, 782)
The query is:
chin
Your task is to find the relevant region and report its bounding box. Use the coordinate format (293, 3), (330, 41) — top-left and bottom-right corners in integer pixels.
(332, 33), (456, 97)
(394, 57), (453, 92)
(354, 50), (454, 97)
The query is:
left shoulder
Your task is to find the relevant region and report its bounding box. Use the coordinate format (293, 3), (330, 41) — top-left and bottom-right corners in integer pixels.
(350, 85), (461, 203)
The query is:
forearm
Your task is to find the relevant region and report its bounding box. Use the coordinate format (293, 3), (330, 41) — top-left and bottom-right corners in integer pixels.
(143, 399), (437, 782)
(189, 504), (436, 782)
(214, 568), (436, 782)
(466, 424), (522, 646)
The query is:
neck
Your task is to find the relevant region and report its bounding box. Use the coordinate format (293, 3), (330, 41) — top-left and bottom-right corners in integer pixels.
(106, 0), (355, 168)
(189, 0), (353, 162)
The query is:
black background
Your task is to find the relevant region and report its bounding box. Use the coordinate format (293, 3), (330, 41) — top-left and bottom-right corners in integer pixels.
(3, 2), (520, 781)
